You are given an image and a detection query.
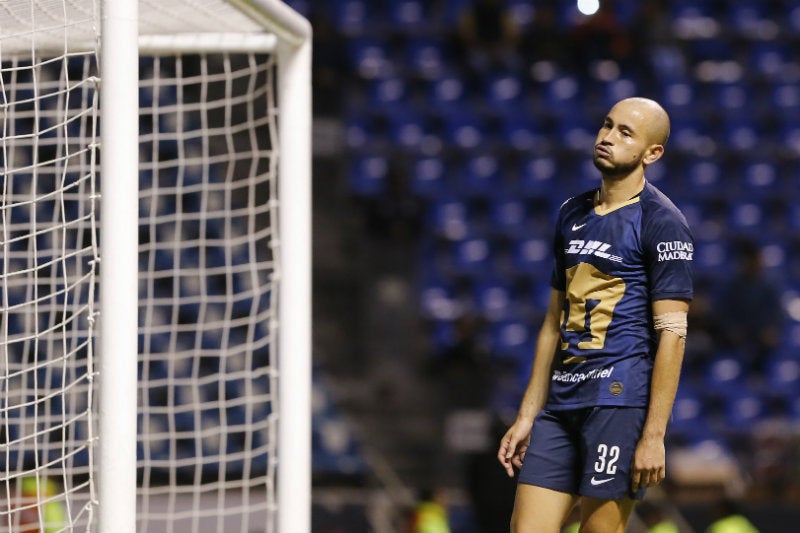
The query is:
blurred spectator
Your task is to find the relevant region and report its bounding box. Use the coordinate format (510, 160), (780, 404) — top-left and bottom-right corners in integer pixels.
(429, 314), (492, 410)
(714, 238), (784, 372)
(309, 12), (345, 115)
(11, 477), (67, 533)
(363, 166), (423, 242)
(637, 500), (680, 533)
(455, 0), (521, 73)
(463, 414), (516, 533)
(410, 487), (451, 533)
(518, 2), (568, 67)
(568, 0), (632, 72)
(705, 498), (760, 533)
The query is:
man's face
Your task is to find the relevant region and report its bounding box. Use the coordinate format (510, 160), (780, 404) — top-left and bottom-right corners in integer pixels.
(593, 101), (654, 177)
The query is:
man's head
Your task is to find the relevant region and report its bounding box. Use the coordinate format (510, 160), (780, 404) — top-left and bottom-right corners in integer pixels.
(593, 97), (671, 178)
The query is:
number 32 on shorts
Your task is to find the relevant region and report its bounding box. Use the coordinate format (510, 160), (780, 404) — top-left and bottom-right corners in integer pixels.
(594, 443), (620, 475)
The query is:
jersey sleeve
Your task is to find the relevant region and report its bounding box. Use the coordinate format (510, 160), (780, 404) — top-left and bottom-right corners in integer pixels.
(643, 207), (694, 301)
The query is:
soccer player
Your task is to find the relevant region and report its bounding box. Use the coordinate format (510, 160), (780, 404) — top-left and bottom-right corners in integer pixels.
(496, 97), (693, 533)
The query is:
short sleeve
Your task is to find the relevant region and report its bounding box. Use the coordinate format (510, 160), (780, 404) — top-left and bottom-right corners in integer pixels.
(643, 207), (694, 301)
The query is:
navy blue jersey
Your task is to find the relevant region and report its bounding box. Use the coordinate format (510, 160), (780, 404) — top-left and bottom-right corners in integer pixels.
(546, 182), (693, 410)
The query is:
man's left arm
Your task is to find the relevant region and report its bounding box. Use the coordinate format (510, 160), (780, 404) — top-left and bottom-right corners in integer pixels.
(631, 298), (690, 492)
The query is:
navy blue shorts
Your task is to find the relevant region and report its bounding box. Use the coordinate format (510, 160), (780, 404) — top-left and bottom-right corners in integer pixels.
(518, 407), (647, 500)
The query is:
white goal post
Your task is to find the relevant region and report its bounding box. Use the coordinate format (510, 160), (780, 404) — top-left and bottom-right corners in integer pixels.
(0, 1), (311, 532)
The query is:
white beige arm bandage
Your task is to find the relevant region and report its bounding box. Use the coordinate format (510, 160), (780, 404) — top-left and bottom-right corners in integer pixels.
(653, 311), (688, 339)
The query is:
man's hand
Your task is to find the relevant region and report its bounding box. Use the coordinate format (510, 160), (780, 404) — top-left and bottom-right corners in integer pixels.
(631, 434), (666, 492)
(497, 419), (533, 478)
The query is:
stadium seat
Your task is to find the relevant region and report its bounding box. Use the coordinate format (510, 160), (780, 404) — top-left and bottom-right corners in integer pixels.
(440, 108), (486, 150)
(344, 112), (375, 150)
(367, 77), (410, 111)
(329, 0), (372, 35)
(404, 38), (448, 79)
(348, 153), (388, 197)
(426, 73), (469, 112)
(386, 0), (427, 30)
(347, 37), (394, 79)
(449, 235), (494, 279)
(473, 278), (516, 322)
(702, 354), (748, 401)
(384, 106), (428, 151)
(517, 155), (558, 198)
(721, 385), (768, 432)
(669, 382), (714, 445)
(498, 111), (547, 153)
(510, 236), (552, 282)
(410, 155), (448, 199)
(738, 159), (779, 198)
(427, 197), (471, 241)
(458, 153), (504, 198)
(488, 196), (528, 238)
(764, 356), (800, 404)
(726, 200), (764, 235)
(488, 319), (532, 362)
(483, 71), (524, 113)
(419, 275), (463, 321)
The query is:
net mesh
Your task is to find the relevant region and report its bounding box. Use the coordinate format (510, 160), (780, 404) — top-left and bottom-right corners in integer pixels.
(0, 2), (284, 532)
(136, 51), (278, 533)
(0, 51), (99, 532)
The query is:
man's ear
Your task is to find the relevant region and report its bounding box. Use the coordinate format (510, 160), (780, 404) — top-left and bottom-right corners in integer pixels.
(643, 144), (664, 166)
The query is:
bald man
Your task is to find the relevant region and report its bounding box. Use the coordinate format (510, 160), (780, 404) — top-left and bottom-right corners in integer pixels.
(497, 98), (693, 533)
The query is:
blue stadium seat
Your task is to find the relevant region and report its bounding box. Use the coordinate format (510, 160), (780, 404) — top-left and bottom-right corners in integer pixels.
(330, 0), (372, 35)
(449, 235), (494, 279)
(404, 38), (448, 79)
(555, 112), (596, 153)
(384, 106), (428, 151)
(517, 155), (559, 198)
(764, 355), (800, 404)
(347, 37), (394, 79)
(473, 278), (516, 322)
(458, 153), (504, 198)
(722, 385), (768, 432)
(739, 160), (779, 197)
(669, 383), (714, 444)
(498, 111), (547, 153)
(727, 1), (777, 40)
(483, 71), (524, 113)
(719, 115), (759, 152)
(748, 41), (791, 80)
(344, 112), (375, 150)
(348, 153), (388, 197)
(388, 0), (433, 34)
(542, 75), (582, 111)
(419, 275), (463, 321)
(488, 196), (528, 238)
(410, 156), (448, 199)
(726, 200), (764, 235)
(367, 77), (411, 111)
(510, 236), (552, 282)
(488, 319), (532, 362)
(681, 159), (723, 199)
(440, 108), (486, 150)
(599, 76), (639, 111)
(428, 197), (471, 241)
(703, 354), (748, 401)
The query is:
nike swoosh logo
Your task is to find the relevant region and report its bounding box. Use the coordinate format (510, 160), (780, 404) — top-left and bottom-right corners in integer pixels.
(572, 223), (586, 231)
(590, 476), (614, 486)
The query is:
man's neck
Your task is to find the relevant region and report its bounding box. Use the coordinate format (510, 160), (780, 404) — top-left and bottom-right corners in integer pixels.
(596, 172), (646, 213)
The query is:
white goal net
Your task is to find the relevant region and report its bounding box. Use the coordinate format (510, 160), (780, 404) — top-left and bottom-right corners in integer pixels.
(0, 1), (311, 532)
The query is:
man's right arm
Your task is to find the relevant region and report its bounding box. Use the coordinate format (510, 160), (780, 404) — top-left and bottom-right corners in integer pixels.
(497, 288), (564, 477)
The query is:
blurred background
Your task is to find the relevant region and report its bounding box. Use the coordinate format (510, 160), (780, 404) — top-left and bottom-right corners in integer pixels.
(288, 0), (800, 531)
